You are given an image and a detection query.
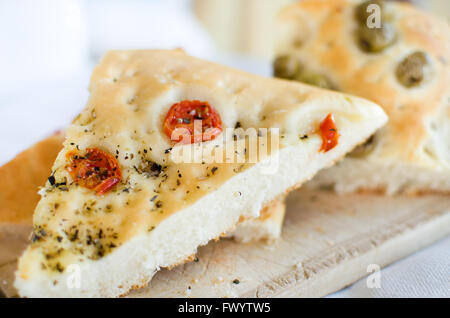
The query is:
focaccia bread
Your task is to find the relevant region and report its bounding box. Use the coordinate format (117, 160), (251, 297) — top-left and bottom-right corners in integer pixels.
(0, 132), (280, 243)
(15, 50), (387, 297)
(274, 0), (450, 194)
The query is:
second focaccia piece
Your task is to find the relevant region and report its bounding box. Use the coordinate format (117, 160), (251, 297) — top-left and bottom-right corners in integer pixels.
(275, 0), (450, 194)
(230, 197), (286, 243)
(15, 50), (387, 297)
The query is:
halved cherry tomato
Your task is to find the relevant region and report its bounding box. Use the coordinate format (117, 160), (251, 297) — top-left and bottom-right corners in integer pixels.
(319, 113), (339, 152)
(163, 100), (222, 144)
(66, 148), (121, 195)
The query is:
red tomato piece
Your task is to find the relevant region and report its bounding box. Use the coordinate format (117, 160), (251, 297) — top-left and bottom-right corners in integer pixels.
(66, 148), (121, 195)
(319, 113), (339, 152)
(163, 100), (222, 144)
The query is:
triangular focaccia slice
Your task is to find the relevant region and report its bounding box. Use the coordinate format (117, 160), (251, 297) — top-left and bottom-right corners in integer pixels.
(274, 0), (450, 194)
(15, 50), (387, 297)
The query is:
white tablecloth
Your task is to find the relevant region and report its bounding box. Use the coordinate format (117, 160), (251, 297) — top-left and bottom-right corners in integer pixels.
(329, 236), (449, 298)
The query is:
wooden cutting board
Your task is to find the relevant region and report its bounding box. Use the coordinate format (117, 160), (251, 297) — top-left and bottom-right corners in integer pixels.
(1, 189), (449, 298)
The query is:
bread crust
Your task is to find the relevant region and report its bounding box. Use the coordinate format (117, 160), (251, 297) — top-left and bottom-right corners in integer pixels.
(0, 132), (65, 225)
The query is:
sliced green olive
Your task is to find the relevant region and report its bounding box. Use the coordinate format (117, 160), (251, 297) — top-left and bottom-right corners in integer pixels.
(396, 51), (431, 88)
(355, 0), (385, 25)
(273, 55), (301, 79)
(295, 71), (335, 90)
(357, 23), (396, 53)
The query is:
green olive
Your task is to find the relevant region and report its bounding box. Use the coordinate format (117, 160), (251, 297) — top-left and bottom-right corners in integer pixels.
(355, 0), (385, 25)
(357, 23), (396, 53)
(295, 71), (335, 90)
(273, 55), (301, 79)
(396, 51), (430, 88)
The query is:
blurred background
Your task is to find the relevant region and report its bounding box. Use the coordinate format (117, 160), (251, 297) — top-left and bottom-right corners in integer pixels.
(0, 0), (448, 163)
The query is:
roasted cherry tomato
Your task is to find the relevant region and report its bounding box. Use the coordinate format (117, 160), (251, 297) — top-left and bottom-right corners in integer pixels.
(66, 148), (121, 195)
(319, 113), (339, 152)
(163, 100), (222, 144)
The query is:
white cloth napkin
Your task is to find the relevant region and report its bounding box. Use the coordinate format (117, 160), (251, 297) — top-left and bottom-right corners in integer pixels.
(329, 236), (450, 298)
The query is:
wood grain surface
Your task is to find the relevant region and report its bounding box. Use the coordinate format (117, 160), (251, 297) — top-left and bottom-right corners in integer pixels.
(2, 189), (448, 298)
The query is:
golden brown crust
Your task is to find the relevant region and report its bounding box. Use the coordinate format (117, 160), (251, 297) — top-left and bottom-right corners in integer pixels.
(257, 197), (286, 221)
(165, 253), (197, 270)
(277, 0), (450, 170)
(0, 132), (64, 224)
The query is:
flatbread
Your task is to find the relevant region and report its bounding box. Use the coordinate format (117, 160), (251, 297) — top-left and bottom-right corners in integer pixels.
(275, 0), (450, 194)
(15, 49), (386, 297)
